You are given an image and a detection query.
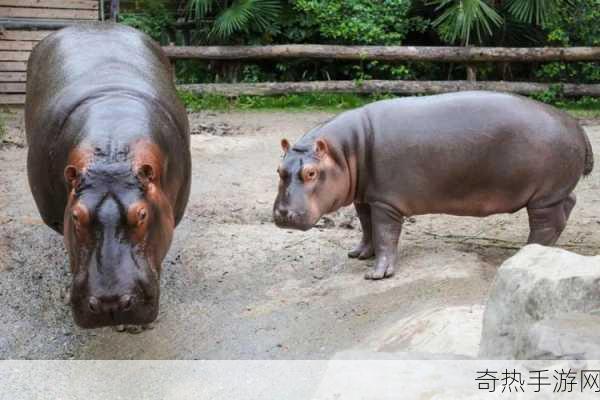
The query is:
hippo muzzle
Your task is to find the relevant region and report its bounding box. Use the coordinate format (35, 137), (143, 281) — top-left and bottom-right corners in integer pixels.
(273, 207), (315, 231)
(70, 261), (160, 329)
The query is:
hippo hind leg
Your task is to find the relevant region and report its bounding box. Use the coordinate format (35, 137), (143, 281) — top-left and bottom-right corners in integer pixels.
(526, 194), (576, 246)
(348, 203), (375, 260)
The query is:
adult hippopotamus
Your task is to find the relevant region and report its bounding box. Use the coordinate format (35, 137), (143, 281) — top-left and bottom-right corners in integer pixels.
(273, 91), (594, 280)
(25, 24), (191, 328)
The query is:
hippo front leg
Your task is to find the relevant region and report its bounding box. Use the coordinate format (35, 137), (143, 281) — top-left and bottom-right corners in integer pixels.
(348, 203), (375, 259)
(365, 204), (403, 280)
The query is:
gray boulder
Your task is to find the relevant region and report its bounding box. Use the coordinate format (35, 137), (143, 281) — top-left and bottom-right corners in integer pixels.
(523, 313), (600, 359)
(479, 244), (600, 359)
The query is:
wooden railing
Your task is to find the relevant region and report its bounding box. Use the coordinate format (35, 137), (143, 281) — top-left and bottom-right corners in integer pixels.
(163, 45), (600, 97)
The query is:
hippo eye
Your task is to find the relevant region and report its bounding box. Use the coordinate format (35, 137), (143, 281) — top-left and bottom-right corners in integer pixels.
(137, 208), (147, 224)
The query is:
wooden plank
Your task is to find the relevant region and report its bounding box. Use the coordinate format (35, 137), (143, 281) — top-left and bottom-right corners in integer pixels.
(0, 18), (83, 29)
(0, 61), (27, 71)
(0, 41), (36, 51)
(0, 51), (30, 61)
(0, 82), (25, 92)
(0, 72), (26, 81)
(178, 80), (600, 97)
(0, 7), (98, 19)
(0, 30), (53, 41)
(0, 0), (98, 9)
(164, 45), (600, 62)
(0, 94), (25, 104)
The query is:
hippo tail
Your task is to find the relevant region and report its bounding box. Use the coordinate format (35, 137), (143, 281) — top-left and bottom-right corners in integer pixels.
(582, 129), (594, 176)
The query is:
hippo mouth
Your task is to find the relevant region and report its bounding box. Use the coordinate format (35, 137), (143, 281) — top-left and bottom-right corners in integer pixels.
(69, 280), (160, 329)
(273, 213), (315, 231)
(71, 295), (159, 329)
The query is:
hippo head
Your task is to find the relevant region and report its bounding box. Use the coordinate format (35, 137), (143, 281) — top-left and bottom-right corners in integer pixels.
(273, 137), (350, 231)
(62, 154), (173, 328)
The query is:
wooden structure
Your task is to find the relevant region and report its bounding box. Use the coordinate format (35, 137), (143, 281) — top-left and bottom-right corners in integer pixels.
(179, 80), (600, 98)
(0, 0), (101, 105)
(166, 44), (600, 98)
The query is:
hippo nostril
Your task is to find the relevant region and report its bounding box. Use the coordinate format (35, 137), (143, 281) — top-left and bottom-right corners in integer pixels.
(119, 294), (135, 311)
(88, 297), (101, 314)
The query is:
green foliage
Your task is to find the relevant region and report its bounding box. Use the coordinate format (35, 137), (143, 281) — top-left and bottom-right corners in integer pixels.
(178, 91), (396, 111)
(544, 0), (599, 46)
(428, 0), (502, 45)
(536, 0), (600, 82)
(530, 84), (565, 104)
(178, 90), (232, 110)
(178, 90), (600, 121)
(119, 0), (175, 41)
(531, 89), (600, 118)
(426, 0), (575, 45)
(557, 96), (600, 119)
(185, 0), (282, 41)
(505, 0), (572, 26)
(293, 0), (427, 45)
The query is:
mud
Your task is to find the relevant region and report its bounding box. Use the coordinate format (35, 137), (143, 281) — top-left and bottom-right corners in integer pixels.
(0, 109), (598, 359)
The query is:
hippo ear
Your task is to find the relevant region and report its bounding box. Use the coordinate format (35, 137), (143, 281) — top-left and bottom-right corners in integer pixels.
(64, 165), (80, 189)
(314, 138), (330, 159)
(281, 138), (290, 154)
(137, 164), (156, 184)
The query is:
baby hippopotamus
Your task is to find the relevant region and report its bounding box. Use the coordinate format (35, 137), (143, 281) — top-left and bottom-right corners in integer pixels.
(273, 91), (594, 280)
(26, 24), (191, 328)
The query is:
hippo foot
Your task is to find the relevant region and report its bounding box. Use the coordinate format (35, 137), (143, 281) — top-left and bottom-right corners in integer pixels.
(364, 262), (395, 280)
(348, 243), (375, 260)
(112, 323), (154, 334)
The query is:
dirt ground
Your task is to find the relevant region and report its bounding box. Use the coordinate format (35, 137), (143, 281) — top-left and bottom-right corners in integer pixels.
(0, 110), (598, 360)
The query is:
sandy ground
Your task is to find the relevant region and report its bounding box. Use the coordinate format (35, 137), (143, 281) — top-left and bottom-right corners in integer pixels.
(0, 110), (598, 360)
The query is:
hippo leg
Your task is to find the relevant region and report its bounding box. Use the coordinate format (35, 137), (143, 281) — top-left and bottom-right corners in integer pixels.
(365, 205), (403, 280)
(348, 203), (375, 260)
(526, 194), (576, 246)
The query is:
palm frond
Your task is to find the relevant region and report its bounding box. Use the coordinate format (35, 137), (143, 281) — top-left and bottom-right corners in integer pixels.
(505, 0), (575, 26)
(428, 0), (503, 45)
(212, 0), (281, 39)
(186, 0), (215, 20)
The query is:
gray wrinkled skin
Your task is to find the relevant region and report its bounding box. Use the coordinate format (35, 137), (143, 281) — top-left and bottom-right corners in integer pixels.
(25, 23), (191, 327)
(274, 91), (594, 280)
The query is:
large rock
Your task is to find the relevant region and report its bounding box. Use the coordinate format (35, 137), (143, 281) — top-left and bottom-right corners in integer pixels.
(523, 313), (600, 359)
(479, 244), (600, 359)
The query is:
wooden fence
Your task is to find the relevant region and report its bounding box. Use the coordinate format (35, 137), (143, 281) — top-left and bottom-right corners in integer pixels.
(0, 0), (100, 105)
(165, 44), (600, 97)
(1, 15), (599, 104)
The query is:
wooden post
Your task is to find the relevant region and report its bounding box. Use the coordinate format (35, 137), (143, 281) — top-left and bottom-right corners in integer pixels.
(466, 64), (477, 82)
(110, 0), (119, 22)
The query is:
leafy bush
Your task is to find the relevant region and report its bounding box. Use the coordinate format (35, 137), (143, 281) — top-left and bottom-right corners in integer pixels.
(536, 0), (600, 83)
(294, 0), (427, 45)
(120, 1), (175, 42)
